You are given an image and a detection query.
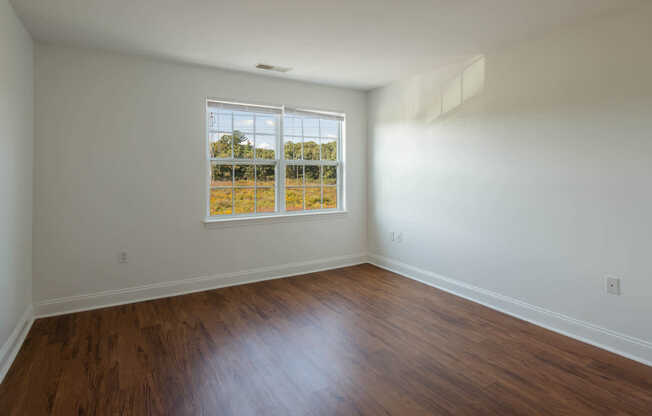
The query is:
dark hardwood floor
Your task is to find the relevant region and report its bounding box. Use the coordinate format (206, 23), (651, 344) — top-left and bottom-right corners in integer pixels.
(1, 264), (651, 415)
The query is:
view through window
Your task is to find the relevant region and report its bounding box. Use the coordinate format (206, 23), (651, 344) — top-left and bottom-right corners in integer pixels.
(207, 100), (343, 218)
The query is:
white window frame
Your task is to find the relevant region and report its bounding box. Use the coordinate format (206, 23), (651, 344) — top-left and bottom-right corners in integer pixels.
(203, 98), (346, 225)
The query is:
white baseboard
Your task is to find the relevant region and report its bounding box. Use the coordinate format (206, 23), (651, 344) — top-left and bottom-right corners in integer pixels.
(368, 253), (652, 367)
(0, 305), (34, 383)
(34, 253), (368, 318)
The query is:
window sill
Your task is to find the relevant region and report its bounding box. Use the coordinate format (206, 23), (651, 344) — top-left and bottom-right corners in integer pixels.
(202, 210), (348, 229)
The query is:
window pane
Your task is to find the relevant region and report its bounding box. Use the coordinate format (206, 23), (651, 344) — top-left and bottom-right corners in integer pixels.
(256, 165), (275, 187)
(255, 115), (277, 134)
(215, 112), (232, 131)
(306, 187), (321, 210)
(233, 132), (253, 158)
(210, 188), (232, 215)
(234, 188), (255, 214)
(211, 163), (233, 186)
(322, 165), (337, 185)
(303, 118), (319, 137)
(233, 111), (254, 133)
(321, 137), (337, 161)
(305, 165), (320, 186)
(304, 139), (319, 160)
(256, 188), (275, 213)
(323, 186), (337, 209)
(210, 132), (232, 158)
(255, 135), (275, 159)
(285, 188), (303, 211)
(208, 110), (218, 129)
(234, 164), (255, 186)
(284, 137), (302, 160)
(320, 119), (338, 139)
(284, 116), (302, 136)
(285, 165), (303, 186)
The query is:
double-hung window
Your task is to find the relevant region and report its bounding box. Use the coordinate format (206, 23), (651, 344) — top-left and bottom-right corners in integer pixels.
(207, 100), (343, 220)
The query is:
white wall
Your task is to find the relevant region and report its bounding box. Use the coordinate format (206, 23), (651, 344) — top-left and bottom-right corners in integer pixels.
(33, 44), (366, 304)
(0, 0), (33, 351)
(368, 5), (652, 356)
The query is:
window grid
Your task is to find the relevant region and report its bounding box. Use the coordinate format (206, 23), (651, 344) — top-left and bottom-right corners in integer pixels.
(209, 109), (280, 215)
(207, 102), (342, 219)
(282, 117), (339, 211)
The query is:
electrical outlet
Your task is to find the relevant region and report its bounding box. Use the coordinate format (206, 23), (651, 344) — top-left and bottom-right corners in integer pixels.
(605, 276), (620, 295)
(396, 232), (403, 243)
(118, 251), (128, 264)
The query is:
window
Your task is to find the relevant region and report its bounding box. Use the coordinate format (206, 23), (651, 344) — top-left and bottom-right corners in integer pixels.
(207, 100), (343, 220)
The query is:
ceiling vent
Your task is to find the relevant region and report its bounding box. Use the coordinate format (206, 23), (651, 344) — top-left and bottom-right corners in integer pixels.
(256, 63), (292, 73)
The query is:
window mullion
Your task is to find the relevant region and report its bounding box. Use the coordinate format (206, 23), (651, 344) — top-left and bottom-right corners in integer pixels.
(301, 118), (305, 211)
(230, 112), (234, 159)
(278, 108), (285, 213)
(211, 158), (274, 165)
(318, 119), (323, 209)
(231, 164), (235, 215)
(287, 159), (324, 166)
(300, 116), (305, 162)
(253, 113), (257, 213)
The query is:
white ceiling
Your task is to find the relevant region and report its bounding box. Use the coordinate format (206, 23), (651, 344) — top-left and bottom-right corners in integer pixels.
(11, 0), (642, 90)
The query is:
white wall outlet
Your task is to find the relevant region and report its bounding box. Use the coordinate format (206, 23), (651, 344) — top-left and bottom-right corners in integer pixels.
(605, 276), (621, 295)
(118, 251), (128, 264)
(396, 232), (403, 243)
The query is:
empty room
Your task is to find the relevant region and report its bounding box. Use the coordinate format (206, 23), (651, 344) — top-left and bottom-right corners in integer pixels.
(2, 0), (652, 414)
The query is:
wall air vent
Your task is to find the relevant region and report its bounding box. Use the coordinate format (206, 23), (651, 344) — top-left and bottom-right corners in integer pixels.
(256, 63), (292, 73)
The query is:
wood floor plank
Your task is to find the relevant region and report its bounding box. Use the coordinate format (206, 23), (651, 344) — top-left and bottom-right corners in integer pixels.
(1, 264), (651, 415)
